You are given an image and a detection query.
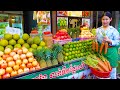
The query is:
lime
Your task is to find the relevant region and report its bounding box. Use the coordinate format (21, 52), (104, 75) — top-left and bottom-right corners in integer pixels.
(68, 56), (72, 60)
(78, 54), (81, 57)
(70, 45), (73, 48)
(74, 51), (77, 54)
(72, 48), (76, 51)
(68, 52), (72, 55)
(64, 56), (68, 61)
(80, 53), (83, 57)
(83, 53), (86, 56)
(71, 55), (75, 59)
(76, 47), (79, 50)
(76, 44), (79, 47)
(75, 54), (78, 58)
(81, 49), (84, 53)
(84, 46), (86, 48)
(77, 51), (80, 54)
(73, 44), (76, 47)
(79, 47), (82, 50)
(69, 48), (72, 51)
(79, 43), (82, 46)
(65, 53), (69, 56)
(64, 44), (69, 48)
(65, 49), (69, 53)
(72, 51), (75, 54)
(63, 48), (66, 51)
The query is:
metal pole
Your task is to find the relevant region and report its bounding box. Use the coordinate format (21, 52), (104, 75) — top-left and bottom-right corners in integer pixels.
(90, 11), (93, 29)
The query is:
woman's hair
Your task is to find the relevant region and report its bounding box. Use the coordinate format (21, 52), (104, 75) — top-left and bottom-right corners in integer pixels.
(101, 11), (112, 18)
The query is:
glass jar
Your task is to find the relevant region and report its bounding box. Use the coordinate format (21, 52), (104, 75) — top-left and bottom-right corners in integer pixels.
(43, 31), (53, 48)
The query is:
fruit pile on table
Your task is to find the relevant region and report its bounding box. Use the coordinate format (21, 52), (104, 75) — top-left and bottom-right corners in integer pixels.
(63, 40), (93, 62)
(0, 47), (40, 79)
(53, 29), (71, 40)
(0, 33), (46, 52)
(0, 33), (48, 79)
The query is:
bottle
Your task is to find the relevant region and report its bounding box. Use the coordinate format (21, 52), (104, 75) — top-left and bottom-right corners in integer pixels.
(43, 31), (53, 48)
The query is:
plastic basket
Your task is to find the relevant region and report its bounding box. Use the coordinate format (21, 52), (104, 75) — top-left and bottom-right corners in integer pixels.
(90, 67), (112, 78)
(53, 39), (72, 45)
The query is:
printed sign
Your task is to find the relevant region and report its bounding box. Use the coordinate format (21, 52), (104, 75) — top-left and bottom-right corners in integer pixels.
(17, 60), (88, 79)
(6, 27), (20, 35)
(68, 11), (82, 17)
(82, 18), (90, 28)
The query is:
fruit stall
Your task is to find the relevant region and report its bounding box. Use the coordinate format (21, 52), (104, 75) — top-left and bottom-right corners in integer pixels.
(0, 27), (111, 79)
(0, 11), (113, 79)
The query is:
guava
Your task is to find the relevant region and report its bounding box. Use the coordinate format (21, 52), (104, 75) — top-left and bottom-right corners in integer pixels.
(6, 45), (13, 50)
(33, 36), (40, 45)
(22, 43), (30, 49)
(17, 39), (25, 45)
(13, 34), (20, 40)
(31, 44), (38, 49)
(0, 46), (4, 52)
(4, 33), (12, 40)
(9, 39), (16, 45)
(22, 33), (30, 40)
(27, 37), (33, 45)
(0, 39), (8, 47)
(37, 46), (43, 50)
(40, 41), (46, 47)
(29, 48), (34, 52)
(14, 44), (21, 48)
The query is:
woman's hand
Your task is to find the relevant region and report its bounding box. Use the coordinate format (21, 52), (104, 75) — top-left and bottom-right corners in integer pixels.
(103, 36), (112, 44)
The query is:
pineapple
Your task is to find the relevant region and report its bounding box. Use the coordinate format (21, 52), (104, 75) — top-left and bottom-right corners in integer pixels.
(39, 49), (47, 68)
(44, 48), (52, 67)
(51, 50), (58, 65)
(57, 51), (64, 64)
(52, 44), (64, 64)
(33, 48), (47, 69)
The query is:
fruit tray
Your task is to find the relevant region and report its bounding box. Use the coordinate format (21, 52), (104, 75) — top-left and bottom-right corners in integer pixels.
(53, 39), (72, 45)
